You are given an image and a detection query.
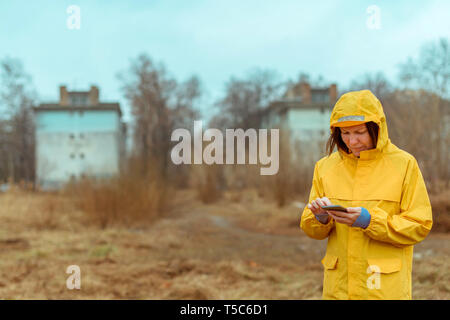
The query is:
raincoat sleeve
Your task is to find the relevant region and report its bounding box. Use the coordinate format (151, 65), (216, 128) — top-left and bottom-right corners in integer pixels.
(363, 158), (433, 247)
(300, 163), (335, 240)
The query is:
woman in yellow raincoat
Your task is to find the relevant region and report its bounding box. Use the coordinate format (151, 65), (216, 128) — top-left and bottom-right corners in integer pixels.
(300, 90), (433, 300)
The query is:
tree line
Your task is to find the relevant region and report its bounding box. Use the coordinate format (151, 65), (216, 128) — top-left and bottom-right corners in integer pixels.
(0, 38), (448, 192)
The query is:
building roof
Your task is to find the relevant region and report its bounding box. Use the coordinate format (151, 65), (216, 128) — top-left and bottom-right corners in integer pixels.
(34, 103), (122, 117)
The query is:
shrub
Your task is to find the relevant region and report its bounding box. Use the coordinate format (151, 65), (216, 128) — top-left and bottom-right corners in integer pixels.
(65, 168), (171, 229)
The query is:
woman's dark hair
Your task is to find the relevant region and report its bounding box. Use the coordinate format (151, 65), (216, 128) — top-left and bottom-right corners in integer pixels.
(326, 121), (379, 156)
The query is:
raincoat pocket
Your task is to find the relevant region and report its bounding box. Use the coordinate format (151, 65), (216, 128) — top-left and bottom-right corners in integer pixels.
(366, 258), (407, 299)
(367, 258), (401, 274)
(321, 254), (338, 269)
(321, 255), (340, 299)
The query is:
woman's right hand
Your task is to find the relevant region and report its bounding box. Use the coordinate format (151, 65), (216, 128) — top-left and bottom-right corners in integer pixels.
(307, 197), (333, 216)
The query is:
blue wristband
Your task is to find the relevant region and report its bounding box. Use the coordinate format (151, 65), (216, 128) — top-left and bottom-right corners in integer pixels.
(315, 214), (329, 224)
(352, 207), (371, 229)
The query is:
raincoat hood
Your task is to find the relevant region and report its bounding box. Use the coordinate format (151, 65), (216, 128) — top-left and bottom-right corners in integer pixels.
(330, 90), (390, 159)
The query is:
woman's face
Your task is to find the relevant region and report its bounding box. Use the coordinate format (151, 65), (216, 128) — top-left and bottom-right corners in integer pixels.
(340, 123), (375, 157)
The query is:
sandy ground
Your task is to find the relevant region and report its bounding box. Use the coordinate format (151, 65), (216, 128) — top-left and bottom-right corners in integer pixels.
(0, 189), (449, 300)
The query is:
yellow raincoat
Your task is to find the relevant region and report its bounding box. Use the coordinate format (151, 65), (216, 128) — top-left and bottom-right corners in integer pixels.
(300, 90), (433, 300)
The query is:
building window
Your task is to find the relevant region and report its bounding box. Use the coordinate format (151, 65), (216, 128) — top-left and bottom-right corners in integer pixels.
(312, 91), (329, 103)
(70, 94), (88, 106)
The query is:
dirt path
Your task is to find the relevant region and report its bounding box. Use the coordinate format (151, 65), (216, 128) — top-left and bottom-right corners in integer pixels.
(159, 206), (327, 266)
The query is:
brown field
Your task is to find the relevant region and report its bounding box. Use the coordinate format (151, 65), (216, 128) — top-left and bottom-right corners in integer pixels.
(0, 188), (449, 300)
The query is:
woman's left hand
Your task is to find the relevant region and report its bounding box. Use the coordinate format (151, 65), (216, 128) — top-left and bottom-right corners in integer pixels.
(326, 207), (361, 226)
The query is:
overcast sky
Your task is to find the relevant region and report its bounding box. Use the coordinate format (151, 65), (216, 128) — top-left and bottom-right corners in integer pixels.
(1, 0), (449, 122)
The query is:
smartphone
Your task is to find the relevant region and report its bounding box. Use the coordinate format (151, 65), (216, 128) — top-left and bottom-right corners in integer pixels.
(321, 205), (348, 212)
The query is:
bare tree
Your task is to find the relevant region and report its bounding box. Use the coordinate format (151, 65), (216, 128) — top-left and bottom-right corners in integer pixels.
(0, 57), (36, 184)
(397, 38), (450, 187)
(118, 54), (201, 180)
(294, 72), (328, 88)
(348, 71), (393, 102)
(399, 38), (449, 98)
(212, 68), (285, 130)
(384, 89), (449, 190)
(172, 75), (202, 129)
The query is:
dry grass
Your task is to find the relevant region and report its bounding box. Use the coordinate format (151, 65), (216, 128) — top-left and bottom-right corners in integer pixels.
(430, 189), (450, 233)
(193, 164), (224, 204)
(63, 174), (171, 229)
(0, 188), (448, 300)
